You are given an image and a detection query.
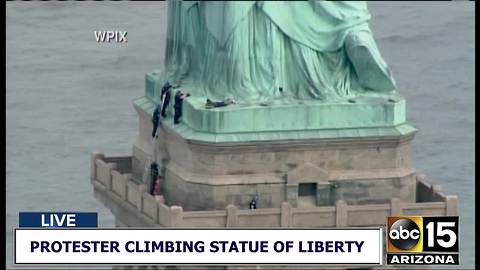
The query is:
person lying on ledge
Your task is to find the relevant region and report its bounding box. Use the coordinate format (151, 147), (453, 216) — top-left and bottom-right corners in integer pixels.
(205, 98), (237, 109)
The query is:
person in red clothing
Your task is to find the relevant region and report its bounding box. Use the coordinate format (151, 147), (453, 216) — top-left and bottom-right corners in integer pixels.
(152, 176), (162, 196)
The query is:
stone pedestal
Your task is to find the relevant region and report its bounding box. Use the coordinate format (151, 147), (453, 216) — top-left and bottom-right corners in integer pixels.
(130, 80), (418, 211)
(90, 72), (458, 270)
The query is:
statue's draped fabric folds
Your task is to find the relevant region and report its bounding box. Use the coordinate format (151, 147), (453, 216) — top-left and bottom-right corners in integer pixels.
(164, 1), (396, 103)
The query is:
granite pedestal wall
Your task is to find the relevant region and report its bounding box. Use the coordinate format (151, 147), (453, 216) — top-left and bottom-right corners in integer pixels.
(131, 93), (418, 211)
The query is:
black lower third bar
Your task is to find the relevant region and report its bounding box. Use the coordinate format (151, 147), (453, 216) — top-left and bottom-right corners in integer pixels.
(387, 253), (459, 265)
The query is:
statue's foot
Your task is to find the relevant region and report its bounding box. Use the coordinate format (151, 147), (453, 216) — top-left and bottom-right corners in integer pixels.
(345, 32), (396, 92)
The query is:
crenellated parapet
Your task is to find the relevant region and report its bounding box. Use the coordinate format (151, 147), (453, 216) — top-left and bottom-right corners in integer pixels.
(91, 153), (457, 229)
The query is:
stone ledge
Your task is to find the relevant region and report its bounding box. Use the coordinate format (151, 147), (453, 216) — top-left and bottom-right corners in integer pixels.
(182, 94), (406, 133)
(142, 71), (407, 133)
(133, 96), (417, 144)
(93, 177), (452, 228)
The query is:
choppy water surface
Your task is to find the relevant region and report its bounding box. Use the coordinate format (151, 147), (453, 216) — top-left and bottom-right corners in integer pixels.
(6, 2), (475, 269)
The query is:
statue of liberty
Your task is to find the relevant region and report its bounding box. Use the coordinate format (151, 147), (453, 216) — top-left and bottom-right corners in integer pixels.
(163, 1), (396, 103)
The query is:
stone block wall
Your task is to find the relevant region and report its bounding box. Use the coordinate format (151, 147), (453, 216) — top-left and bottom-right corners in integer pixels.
(160, 132), (412, 177)
(128, 99), (434, 212)
(163, 169), (287, 211)
(332, 174), (417, 205)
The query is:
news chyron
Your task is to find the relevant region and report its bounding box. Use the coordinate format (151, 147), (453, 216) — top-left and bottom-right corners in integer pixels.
(386, 216), (459, 265)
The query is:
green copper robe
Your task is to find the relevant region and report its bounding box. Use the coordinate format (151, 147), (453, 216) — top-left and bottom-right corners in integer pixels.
(163, 1), (395, 103)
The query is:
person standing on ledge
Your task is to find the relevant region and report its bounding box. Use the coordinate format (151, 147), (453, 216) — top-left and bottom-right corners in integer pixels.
(173, 90), (190, 125)
(160, 82), (173, 118)
(249, 196), (258, 210)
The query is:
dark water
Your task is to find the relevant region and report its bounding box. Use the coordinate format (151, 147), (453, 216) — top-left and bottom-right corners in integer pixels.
(6, 2), (475, 269)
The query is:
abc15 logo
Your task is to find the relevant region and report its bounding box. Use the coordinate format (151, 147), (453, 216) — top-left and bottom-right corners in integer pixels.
(387, 216), (459, 253)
